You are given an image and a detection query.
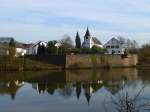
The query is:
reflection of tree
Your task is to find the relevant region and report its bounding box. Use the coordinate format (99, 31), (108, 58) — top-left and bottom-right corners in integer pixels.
(76, 82), (81, 100)
(57, 83), (74, 98)
(47, 84), (56, 95)
(83, 83), (92, 104)
(91, 82), (103, 93)
(104, 80), (125, 95)
(0, 81), (24, 100)
(38, 83), (47, 94)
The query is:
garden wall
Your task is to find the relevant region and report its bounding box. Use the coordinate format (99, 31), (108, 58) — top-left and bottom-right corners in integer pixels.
(65, 54), (138, 68)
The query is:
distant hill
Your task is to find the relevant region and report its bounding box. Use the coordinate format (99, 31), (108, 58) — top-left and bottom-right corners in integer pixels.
(0, 37), (32, 49)
(0, 37), (15, 43)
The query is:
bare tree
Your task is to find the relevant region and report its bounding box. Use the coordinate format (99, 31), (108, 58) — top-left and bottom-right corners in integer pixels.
(111, 86), (150, 112)
(117, 36), (139, 49)
(59, 35), (74, 49)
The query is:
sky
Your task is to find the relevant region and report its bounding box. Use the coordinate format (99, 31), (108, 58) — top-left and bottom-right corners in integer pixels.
(0, 0), (150, 45)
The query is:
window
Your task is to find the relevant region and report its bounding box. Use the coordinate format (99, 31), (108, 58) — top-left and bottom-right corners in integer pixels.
(106, 46), (110, 48)
(115, 46), (119, 48)
(111, 46), (114, 48)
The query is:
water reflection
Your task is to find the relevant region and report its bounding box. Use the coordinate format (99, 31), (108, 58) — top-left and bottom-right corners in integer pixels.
(1, 69), (150, 112)
(0, 69), (139, 102)
(0, 80), (24, 100)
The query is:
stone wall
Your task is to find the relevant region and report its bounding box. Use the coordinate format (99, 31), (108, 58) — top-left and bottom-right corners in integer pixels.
(66, 54), (138, 68)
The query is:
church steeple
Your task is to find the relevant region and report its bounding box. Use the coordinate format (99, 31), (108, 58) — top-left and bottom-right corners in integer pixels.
(84, 27), (91, 37)
(83, 27), (92, 48)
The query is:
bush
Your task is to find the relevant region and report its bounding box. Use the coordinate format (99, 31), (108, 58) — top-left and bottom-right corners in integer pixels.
(138, 44), (150, 64)
(91, 46), (107, 54)
(81, 48), (91, 54)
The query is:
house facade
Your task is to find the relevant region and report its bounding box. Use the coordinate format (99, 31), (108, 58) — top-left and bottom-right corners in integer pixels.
(104, 38), (126, 54)
(26, 41), (47, 55)
(0, 44), (9, 56)
(16, 48), (27, 56)
(82, 28), (103, 48)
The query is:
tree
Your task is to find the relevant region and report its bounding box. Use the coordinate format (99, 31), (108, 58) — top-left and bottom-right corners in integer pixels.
(59, 35), (74, 54)
(60, 35), (74, 49)
(75, 32), (81, 48)
(9, 38), (16, 57)
(37, 43), (46, 55)
(138, 43), (150, 64)
(91, 45), (107, 54)
(47, 40), (57, 54)
(117, 36), (139, 49)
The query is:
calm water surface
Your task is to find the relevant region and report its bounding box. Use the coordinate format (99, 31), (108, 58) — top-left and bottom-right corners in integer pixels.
(0, 69), (150, 112)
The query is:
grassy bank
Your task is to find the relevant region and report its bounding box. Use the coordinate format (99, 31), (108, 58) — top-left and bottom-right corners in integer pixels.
(0, 56), (62, 71)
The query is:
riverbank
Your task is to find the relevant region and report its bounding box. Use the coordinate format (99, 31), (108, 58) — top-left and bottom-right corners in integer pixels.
(0, 54), (139, 71)
(0, 56), (62, 71)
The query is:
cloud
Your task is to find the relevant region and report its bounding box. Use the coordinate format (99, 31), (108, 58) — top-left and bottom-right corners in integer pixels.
(0, 0), (150, 45)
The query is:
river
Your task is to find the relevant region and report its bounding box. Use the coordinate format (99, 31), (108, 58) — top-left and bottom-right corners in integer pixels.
(0, 68), (150, 112)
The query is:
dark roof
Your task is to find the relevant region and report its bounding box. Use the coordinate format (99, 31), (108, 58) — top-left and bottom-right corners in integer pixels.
(0, 43), (8, 49)
(16, 43), (33, 49)
(84, 27), (91, 37)
(92, 37), (102, 45)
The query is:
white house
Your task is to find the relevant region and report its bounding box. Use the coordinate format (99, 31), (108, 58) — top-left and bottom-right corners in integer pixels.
(104, 38), (126, 54)
(16, 48), (27, 56)
(82, 28), (103, 48)
(26, 41), (47, 55)
(55, 42), (62, 48)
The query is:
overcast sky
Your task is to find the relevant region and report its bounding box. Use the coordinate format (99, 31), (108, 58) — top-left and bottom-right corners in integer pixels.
(0, 0), (150, 45)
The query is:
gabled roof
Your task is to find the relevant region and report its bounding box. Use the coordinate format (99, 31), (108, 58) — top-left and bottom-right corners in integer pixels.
(16, 43), (33, 49)
(104, 37), (123, 46)
(31, 41), (47, 48)
(92, 37), (102, 45)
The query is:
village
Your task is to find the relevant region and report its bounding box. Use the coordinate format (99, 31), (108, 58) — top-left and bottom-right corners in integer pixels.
(0, 28), (138, 57)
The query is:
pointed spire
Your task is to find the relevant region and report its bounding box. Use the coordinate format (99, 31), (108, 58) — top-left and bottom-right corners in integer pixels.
(85, 27), (91, 37)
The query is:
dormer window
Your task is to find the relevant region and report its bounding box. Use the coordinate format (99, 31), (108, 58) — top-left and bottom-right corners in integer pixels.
(86, 36), (88, 39)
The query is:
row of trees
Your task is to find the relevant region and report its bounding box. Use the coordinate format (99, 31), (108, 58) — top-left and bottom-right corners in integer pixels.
(37, 36), (74, 55)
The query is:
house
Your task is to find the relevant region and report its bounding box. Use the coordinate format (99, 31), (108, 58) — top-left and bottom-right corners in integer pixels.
(0, 37), (27, 56)
(0, 44), (9, 56)
(26, 41), (47, 55)
(104, 38), (127, 54)
(82, 28), (103, 48)
(55, 42), (62, 48)
(15, 43), (31, 56)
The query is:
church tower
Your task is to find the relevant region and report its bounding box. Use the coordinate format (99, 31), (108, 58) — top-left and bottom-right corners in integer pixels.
(83, 27), (92, 48)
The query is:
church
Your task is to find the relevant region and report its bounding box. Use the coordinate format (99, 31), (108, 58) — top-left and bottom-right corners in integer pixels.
(82, 28), (103, 48)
